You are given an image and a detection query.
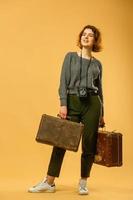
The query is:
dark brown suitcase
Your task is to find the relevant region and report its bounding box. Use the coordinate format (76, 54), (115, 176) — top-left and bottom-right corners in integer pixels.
(94, 130), (123, 167)
(35, 114), (84, 152)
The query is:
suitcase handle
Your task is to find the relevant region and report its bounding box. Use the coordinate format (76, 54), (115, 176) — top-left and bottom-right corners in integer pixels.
(57, 113), (72, 120)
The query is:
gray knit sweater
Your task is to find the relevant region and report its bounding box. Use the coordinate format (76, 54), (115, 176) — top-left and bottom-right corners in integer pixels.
(58, 51), (104, 116)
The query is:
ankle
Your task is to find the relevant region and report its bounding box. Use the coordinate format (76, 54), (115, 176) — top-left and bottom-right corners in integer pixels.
(81, 177), (87, 180)
(46, 175), (55, 185)
(79, 178), (87, 187)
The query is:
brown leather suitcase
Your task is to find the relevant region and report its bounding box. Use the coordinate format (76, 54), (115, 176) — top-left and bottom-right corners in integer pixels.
(35, 114), (84, 152)
(94, 129), (123, 167)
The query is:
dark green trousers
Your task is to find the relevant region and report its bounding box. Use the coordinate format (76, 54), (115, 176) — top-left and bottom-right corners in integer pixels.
(47, 94), (102, 178)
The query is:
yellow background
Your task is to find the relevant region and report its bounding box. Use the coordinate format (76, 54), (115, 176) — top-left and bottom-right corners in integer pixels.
(0, 0), (133, 199)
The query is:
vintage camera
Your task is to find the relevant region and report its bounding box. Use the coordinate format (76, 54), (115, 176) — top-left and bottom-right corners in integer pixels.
(78, 87), (88, 98)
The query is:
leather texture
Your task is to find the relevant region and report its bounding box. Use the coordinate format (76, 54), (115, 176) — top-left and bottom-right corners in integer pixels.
(35, 114), (84, 152)
(94, 130), (123, 167)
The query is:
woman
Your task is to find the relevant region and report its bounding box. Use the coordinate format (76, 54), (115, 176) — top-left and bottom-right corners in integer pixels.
(28, 25), (105, 195)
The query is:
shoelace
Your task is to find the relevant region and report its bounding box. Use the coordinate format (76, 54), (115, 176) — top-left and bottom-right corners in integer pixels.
(33, 179), (55, 188)
(80, 186), (88, 191)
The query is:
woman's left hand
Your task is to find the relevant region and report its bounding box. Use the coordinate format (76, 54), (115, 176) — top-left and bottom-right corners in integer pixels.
(99, 116), (105, 128)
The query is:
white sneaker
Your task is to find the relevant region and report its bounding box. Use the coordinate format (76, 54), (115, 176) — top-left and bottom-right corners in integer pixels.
(28, 178), (56, 193)
(78, 179), (89, 195)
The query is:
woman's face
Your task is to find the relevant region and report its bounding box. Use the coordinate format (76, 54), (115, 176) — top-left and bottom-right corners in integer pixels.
(80, 28), (95, 49)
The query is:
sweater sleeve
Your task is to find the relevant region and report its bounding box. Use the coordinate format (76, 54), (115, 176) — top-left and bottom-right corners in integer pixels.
(58, 52), (71, 106)
(95, 61), (104, 117)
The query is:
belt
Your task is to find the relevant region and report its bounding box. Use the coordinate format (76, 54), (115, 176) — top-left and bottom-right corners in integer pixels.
(68, 88), (98, 96)
(87, 88), (98, 95)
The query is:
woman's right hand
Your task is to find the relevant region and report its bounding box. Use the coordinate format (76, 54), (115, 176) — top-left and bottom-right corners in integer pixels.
(59, 106), (67, 119)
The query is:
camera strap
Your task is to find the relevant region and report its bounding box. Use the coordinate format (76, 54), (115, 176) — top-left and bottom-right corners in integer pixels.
(79, 51), (92, 88)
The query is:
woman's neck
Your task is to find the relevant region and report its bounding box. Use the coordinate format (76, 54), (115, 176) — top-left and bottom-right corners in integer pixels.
(80, 47), (92, 59)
